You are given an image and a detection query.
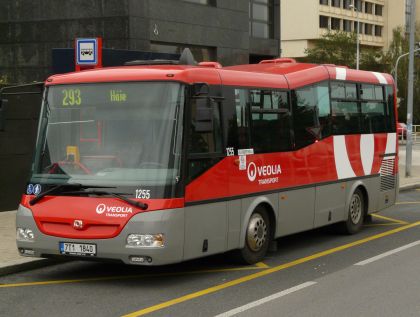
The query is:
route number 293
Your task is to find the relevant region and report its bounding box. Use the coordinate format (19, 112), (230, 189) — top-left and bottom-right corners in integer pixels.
(135, 189), (151, 199)
(62, 89), (81, 106)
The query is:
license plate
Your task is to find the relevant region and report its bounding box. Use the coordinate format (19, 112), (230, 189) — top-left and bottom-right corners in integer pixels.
(59, 242), (97, 257)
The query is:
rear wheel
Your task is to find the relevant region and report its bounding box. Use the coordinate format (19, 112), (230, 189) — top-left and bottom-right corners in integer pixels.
(339, 188), (365, 234)
(234, 207), (271, 264)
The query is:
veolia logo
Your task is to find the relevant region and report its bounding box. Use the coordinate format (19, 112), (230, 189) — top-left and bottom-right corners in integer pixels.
(247, 162), (282, 182)
(95, 203), (133, 215)
(247, 162), (257, 182)
(96, 203), (106, 214)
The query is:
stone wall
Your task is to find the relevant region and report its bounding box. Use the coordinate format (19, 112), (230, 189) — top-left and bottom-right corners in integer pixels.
(0, 0), (279, 84)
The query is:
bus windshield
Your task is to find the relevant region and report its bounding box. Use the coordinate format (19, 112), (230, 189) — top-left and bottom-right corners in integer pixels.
(30, 82), (184, 197)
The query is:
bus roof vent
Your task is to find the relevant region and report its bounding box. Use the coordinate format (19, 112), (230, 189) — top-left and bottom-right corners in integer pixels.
(124, 48), (197, 66)
(259, 58), (297, 64)
(124, 60), (179, 66)
(179, 48), (197, 66)
(198, 62), (222, 69)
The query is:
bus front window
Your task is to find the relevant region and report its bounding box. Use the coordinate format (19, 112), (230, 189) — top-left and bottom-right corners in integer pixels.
(31, 82), (184, 198)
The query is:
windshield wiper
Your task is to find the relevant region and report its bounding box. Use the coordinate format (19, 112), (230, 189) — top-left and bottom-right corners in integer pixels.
(62, 190), (148, 210)
(29, 184), (115, 206)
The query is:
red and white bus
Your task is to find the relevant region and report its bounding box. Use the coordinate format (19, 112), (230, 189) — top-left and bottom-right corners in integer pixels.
(16, 54), (398, 265)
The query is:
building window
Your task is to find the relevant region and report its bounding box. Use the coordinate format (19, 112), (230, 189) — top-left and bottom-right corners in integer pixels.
(354, 21), (362, 33)
(183, 0), (216, 5)
(343, 0), (352, 10)
(331, 0), (341, 8)
(250, 0), (274, 39)
(354, 0), (362, 12)
(331, 18), (341, 30)
(375, 25), (382, 37)
(365, 23), (373, 35)
(320, 15), (329, 29)
(320, 0), (329, 5)
(375, 4), (383, 16)
(343, 19), (352, 32)
(365, 2), (373, 14)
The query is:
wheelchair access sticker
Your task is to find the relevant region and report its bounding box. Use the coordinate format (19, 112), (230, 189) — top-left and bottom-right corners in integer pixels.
(26, 184), (34, 195)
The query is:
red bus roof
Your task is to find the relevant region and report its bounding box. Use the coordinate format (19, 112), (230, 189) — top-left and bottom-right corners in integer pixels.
(46, 60), (394, 89)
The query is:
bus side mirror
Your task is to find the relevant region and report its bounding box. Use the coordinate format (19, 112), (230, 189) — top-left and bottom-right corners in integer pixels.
(192, 83), (209, 97)
(0, 99), (7, 131)
(193, 98), (213, 132)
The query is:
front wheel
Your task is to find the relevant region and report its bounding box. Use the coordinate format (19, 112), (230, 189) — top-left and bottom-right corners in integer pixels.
(233, 207), (271, 264)
(339, 188), (365, 234)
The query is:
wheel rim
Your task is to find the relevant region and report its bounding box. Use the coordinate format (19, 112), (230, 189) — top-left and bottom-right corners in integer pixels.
(349, 193), (362, 224)
(246, 213), (268, 252)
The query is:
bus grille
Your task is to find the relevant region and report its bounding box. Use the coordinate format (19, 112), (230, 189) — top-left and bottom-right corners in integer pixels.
(380, 158), (395, 191)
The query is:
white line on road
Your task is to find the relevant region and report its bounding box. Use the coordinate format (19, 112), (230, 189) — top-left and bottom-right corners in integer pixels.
(213, 281), (317, 317)
(355, 240), (420, 266)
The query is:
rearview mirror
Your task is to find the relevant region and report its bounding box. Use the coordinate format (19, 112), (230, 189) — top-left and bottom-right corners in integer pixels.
(0, 99), (7, 131)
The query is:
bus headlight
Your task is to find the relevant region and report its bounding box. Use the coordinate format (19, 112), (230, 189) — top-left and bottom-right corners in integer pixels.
(16, 228), (35, 242)
(126, 234), (165, 248)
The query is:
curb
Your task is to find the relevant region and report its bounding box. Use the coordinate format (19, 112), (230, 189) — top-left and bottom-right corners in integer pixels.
(0, 258), (59, 277)
(399, 184), (420, 192)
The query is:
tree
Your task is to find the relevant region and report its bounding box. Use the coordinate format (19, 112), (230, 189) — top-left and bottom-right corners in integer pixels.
(303, 31), (357, 68)
(303, 31), (386, 71)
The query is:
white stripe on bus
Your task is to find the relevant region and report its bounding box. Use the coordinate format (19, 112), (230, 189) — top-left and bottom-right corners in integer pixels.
(372, 72), (388, 84)
(360, 134), (374, 175)
(384, 133), (397, 154)
(333, 135), (356, 179)
(336, 67), (347, 80)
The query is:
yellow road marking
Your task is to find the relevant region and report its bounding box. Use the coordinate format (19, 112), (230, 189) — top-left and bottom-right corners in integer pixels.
(254, 262), (270, 269)
(371, 214), (409, 225)
(396, 201), (420, 205)
(0, 265), (265, 289)
(122, 221), (420, 317)
(364, 223), (401, 227)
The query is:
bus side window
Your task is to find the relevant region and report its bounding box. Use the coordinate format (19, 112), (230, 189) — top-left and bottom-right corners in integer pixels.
(250, 90), (292, 153)
(293, 82), (331, 149)
(188, 98), (223, 181)
(189, 98), (222, 154)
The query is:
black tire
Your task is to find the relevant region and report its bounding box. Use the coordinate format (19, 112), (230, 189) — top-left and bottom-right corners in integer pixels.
(338, 188), (365, 234)
(232, 207), (271, 264)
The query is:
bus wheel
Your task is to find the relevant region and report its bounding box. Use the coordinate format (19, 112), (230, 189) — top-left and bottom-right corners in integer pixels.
(235, 207), (271, 264)
(339, 188), (365, 234)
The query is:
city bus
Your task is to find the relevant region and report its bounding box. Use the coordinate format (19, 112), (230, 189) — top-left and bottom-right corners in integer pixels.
(16, 53), (398, 265)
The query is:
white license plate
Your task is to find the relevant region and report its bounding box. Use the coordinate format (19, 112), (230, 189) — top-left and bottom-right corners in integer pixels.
(59, 242), (96, 257)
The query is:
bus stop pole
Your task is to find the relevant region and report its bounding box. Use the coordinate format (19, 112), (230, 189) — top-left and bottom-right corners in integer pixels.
(406, 0), (416, 177)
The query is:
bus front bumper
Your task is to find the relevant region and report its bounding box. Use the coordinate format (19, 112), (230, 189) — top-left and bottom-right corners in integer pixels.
(16, 204), (185, 266)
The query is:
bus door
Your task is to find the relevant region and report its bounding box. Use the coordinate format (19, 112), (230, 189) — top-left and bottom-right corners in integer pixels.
(184, 87), (228, 259)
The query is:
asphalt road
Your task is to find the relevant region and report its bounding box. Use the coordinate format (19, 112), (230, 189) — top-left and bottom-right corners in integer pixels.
(1, 190), (419, 317)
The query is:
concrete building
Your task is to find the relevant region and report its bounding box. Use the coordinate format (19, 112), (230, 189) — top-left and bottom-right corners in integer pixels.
(281, 0), (407, 58)
(0, 0), (280, 84)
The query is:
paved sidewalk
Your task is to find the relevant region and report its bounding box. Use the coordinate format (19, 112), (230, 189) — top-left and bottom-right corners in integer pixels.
(0, 210), (54, 275)
(1, 146), (420, 276)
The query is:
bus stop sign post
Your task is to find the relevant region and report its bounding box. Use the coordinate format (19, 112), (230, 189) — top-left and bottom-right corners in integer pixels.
(75, 37), (103, 72)
(406, 0), (416, 177)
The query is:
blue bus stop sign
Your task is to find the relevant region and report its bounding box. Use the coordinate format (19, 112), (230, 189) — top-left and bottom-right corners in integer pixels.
(76, 38), (98, 66)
